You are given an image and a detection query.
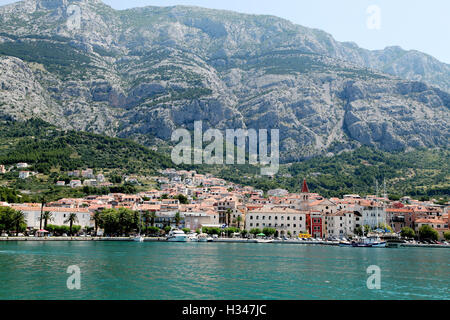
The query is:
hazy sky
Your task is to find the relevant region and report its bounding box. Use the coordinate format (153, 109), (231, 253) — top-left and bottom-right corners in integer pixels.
(1, 0), (449, 63)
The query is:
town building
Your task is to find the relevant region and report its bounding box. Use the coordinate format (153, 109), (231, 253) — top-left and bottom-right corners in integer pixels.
(245, 206), (307, 237)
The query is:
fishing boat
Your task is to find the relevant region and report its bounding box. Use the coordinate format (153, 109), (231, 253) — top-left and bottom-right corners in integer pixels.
(351, 236), (386, 248)
(339, 240), (353, 247)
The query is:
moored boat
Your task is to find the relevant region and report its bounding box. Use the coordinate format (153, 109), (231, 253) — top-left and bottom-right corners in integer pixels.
(351, 236), (386, 248)
(256, 239), (273, 244)
(167, 229), (188, 242)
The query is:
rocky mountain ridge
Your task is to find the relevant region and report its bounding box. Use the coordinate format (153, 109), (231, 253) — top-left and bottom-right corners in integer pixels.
(0, 0), (448, 161)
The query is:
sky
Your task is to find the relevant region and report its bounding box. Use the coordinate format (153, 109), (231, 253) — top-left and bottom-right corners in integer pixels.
(1, 0), (449, 63)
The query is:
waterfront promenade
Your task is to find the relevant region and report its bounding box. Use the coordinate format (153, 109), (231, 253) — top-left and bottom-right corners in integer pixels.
(1, 236), (449, 248)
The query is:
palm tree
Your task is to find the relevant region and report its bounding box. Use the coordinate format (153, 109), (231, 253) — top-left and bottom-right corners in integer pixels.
(42, 211), (52, 229)
(149, 211), (157, 227)
(12, 210), (26, 236)
(174, 212), (181, 229)
(91, 210), (102, 235)
(142, 210), (151, 232)
(39, 196), (46, 230)
(226, 209), (232, 227)
(64, 213), (79, 236)
(236, 216), (243, 230)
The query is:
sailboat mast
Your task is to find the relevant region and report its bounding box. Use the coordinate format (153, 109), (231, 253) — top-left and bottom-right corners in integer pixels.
(375, 179), (379, 229)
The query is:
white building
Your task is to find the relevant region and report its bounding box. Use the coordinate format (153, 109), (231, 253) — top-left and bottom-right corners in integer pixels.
(70, 180), (82, 188)
(19, 171), (30, 179)
(325, 211), (360, 239)
(16, 163), (28, 169)
(358, 202), (386, 228)
(83, 179), (98, 187)
(183, 211), (219, 231)
(7, 205), (92, 229)
(0, 165), (5, 174)
(245, 206), (307, 237)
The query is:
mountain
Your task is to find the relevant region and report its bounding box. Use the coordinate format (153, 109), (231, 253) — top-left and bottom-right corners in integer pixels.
(0, 118), (448, 201)
(0, 0), (449, 161)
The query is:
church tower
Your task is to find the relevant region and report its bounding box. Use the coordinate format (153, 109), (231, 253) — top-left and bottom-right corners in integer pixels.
(300, 178), (310, 210)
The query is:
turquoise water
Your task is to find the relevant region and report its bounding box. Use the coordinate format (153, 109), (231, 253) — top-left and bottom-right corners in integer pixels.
(0, 241), (448, 300)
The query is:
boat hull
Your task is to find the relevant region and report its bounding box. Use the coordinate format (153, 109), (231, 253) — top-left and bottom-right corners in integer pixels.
(351, 242), (386, 248)
(167, 236), (188, 242)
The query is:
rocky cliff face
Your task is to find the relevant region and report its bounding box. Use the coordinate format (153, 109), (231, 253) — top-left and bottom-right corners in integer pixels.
(0, 0), (449, 161)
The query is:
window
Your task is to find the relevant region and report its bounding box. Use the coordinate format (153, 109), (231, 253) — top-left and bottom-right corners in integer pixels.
(287, 216), (290, 221)
(293, 224), (296, 228)
(269, 216), (272, 220)
(250, 216), (253, 220)
(256, 216), (259, 220)
(256, 223), (259, 227)
(250, 223), (253, 227)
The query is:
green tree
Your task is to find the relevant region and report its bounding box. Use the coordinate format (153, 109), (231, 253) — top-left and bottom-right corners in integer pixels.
(175, 194), (189, 204)
(164, 225), (172, 234)
(354, 225), (372, 236)
(174, 212), (182, 228)
(142, 210), (151, 231)
(64, 213), (79, 236)
(117, 207), (135, 235)
(147, 226), (160, 236)
(250, 228), (262, 236)
(444, 231), (450, 241)
(400, 227), (416, 239)
(182, 228), (190, 234)
(236, 216), (243, 229)
(226, 209), (232, 226)
(419, 225), (439, 241)
(42, 211), (53, 229)
(99, 209), (119, 236)
(39, 196), (46, 230)
(262, 227), (276, 237)
(11, 210), (26, 236)
(91, 210), (102, 235)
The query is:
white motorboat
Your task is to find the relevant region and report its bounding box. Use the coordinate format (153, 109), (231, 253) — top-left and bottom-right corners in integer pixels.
(167, 229), (188, 242)
(255, 239), (273, 244)
(188, 233), (199, 242)
(197, 233), (209, 242)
